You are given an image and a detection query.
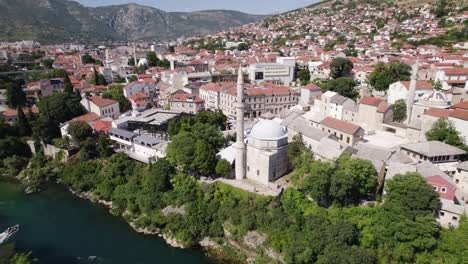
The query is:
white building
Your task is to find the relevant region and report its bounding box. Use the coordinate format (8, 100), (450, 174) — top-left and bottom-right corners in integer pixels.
(109, 128), (167, 164)
(435, 68), (468, 90)
(123, 81), (157, 99)
(387, 81), (433, 104)
(248, 57), (296, 85)
(313, 91), (358, 123)
(233, 68), (290, 187)
(246, 120), (290, 186)
(81, 96), (120, 120)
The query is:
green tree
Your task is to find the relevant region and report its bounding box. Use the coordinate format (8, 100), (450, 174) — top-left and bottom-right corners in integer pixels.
(81, 54), (96, 64)
(103, 84), (131, 112)
(432, 0), (451, 18)
(37, 92), (85, 123)
(298, 68), (311, 84)
(129, 75), (138, 82)
(92, 66), (106, 85)
(432, 80), (442, 91)
(192, 140), (216, 175)
(367, 61), (411, 91)
(322, 77), (359, 100)
(384, 172), (440, 218)
(392, 99), (407, 122)
(6, 83), (27, 108)
(330, 154), (377, 206)
(421, 217), (468, 263)
(31, 115), (61, 143)
(96, 134), (114, 158)
(330, 58), (353, 79)
(68, 121), (93, 147)
(63, 74), (74, 94)
(364, 172), (441, 263)
(41, 59), (54, 69)
(16, 107), (31, 136)
(167, 132), (197, 171)
(146, 52), (159, 67)
(237, 43), (249, 51)
(302, 161), (335, 206)
(426, 119), (467, 150)
(215, 159), (231, 177)
(288, 133), (308, 169)
(9, 252), (37, 264)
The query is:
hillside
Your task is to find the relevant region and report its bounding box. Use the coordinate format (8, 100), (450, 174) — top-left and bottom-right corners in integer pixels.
(0, 0), (265, 43)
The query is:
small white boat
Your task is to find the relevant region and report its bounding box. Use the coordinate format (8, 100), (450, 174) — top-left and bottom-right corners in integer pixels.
(0, 225), (19, 244)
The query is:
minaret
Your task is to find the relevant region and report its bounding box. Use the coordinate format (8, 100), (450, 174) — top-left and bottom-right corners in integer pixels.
(406, 58), (419, 125)
(133, 43), (137, 67)
(234, 66), (246, 180)
(105, 49), (109, 68)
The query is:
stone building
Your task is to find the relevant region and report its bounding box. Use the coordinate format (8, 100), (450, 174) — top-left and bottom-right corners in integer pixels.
(233, 67), (290, 187)
(358, 96), (393, 131)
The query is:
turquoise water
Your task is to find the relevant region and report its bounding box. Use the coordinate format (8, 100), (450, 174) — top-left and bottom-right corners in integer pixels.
(0, 181), (215, 264)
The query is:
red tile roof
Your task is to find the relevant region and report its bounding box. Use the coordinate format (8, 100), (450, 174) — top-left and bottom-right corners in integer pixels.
(321, 117), (362, 135)
(424, 108), (452, 118)
(200, 82), (235, 93)
(449, 109), (468, 121)
(360, 96), (383, 107)
(70, 112), (100, 123)
(169, 93), (204, 103)
(91, 120), (112, 133)
(3, 107), (39, 117)
(426, 175), (455, 201)
(443, 68), (468, 76)
(128, 92), (149, 101)
(452, 101), (468, 110)
(303, 83), (321, 91)
(399, 81), (433, 90)
(89, 96), (118, 108)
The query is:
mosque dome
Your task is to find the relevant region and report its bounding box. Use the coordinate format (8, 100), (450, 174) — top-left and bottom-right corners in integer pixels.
(137, 58), (149, 66)
(418, 90), (451, 107)
(249, 120), (287, 140)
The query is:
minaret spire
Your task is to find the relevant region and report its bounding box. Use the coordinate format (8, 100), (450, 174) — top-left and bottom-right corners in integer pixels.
(133, 43), (137, 67)
(406, 58), (419, 125)
(234, 66), (246, 180)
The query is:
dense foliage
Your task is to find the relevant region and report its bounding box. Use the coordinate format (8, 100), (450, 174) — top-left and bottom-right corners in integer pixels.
(367, 61), (411, 91)
(392, 99), (407, 122)
(36, 92), (85, 123)
(426, 119), (468, 151)
(102, 84), (132, 112)
(330, 58), (353, 79)
(321, 77), (359, 100)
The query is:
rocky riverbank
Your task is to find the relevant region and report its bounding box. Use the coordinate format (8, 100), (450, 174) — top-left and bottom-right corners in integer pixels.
(67, 187), (215, 250)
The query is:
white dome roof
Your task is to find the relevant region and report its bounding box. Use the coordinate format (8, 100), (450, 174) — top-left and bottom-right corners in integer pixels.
(249, 120), (287, 140)
(419, 90), (451, 107)
(138, 58), (148, 66)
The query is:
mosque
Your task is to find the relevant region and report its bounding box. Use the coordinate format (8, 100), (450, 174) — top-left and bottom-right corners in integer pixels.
(232, 67), (290, 186)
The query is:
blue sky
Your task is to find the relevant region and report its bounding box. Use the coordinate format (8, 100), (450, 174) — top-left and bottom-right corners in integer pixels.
(75, 0), (318, 15)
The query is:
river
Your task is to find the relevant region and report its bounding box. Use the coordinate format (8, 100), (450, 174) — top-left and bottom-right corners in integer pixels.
(0, 180), (215, 264)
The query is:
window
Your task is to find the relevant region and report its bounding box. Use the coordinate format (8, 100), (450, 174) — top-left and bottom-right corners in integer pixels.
(440, 212), (445, 216)
(257, 170), (260, 176)
(456, 179), (460, 184)
(453, 216), (458, 221)
(247, 166), (250, 171)
(433, 186), (438, 191)
(441, 187), (447, 193)
(347, 137), (350, 144)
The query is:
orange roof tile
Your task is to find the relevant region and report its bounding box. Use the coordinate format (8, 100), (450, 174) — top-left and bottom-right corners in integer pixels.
(321, 117), (362, 135)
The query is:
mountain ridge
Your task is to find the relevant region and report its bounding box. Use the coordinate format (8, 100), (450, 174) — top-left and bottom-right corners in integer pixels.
(0, 0), (266, 43)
